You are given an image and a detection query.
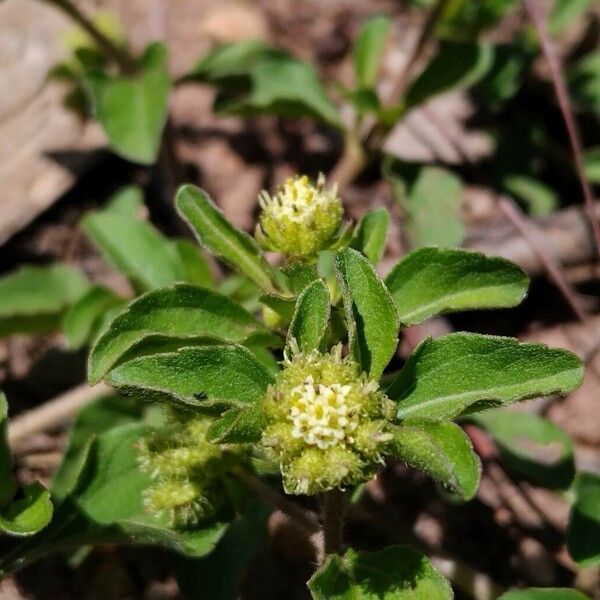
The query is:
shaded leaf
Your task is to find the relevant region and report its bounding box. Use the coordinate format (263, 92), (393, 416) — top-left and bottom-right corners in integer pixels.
(280, 262), (319, 295)
(308, 545), (452, 599)
(206, 406), (266, 444)
(390, 420), (481, 499)
(388, 333), (583, 421)
(171, 239), (215, 288)
(349, 208), (389, 265)
(499, 589), (590, 600)
(550, 0), (595, 34)
(0, 264), (89, 337)
(567, 472), (600, 567)
(405, 41), (494, 108)
(176, 185), (276, 292)
(88, 283), (270, 383)
(107, 344), (274, 411)
(353, 15), (392, 89)
(335, 248), (398, 378)
(104, 185), (145, 216)
(62, 285), (124, 350)
(287, 280), (330, 354)
(385, 247), (528, 326)
(583, 146), (600, 183)
(503, 174), (558, 217)
(0, 393), (16, 507)
(568, 51), (600, 119)
(0, 484), (53, 538)
(472, 409), (574, 489)
(85, 43), (170, 164)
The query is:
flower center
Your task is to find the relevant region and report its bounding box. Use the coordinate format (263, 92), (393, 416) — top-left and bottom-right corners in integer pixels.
(288, 376), (358, 449)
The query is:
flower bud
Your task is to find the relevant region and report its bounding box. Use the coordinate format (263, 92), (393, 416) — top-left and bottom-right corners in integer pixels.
(259, 345), (394, 495)
(255, 174), (343, 258)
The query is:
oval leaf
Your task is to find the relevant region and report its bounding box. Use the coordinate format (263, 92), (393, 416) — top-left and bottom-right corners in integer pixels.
(472, 409), (575, 489)
(175, 185), (276, 292)
(308, 546), (452, 599)
(567, 472), (600, 567)
(106, 345), (274, 410)
(389, 333), (584, 422)
(335, 248), (398, 378)
(390, 420), (481, 500)
(349, 208), (389, 265)
(0, 483), (53, 538)
(287, 280), (330, 354)
(206, 406), (266, 444)
(88, 283), (270, 383)
(385, 247), (528, 326)
(85, 43), (170, 164)
(353, 15), (392, 89)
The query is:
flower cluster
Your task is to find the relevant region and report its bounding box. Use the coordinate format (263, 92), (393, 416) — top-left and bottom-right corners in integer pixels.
(259, 346), (394, 495)
(137, 410), (243, 528)
(255, 174), (343, 257)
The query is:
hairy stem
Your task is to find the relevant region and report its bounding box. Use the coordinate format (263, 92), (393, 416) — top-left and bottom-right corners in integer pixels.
(321, 489), (346, 556)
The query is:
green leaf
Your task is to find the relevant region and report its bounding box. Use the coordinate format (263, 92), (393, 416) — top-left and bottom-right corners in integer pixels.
(173, 500), (270, 600)
(215, 51), (342, 127)
(280, 262), (319, 295)
(583, 146), (600, 183)
(385, 247), (528, 326)
(171, 239), (215, 288)
(568, 51), (600, 119)
(0, 264), (89, 336)
(88, 283), (271, 383)
(206, 406), (266, 444)
(0, 393), (16, 507)
(52, 394), (144, 502)
(405, 41), (494, 108)
(0, 484), (53, 538)
(82, 208), (186, 293)
(353, 15), (392, 89)
(390, 420), (480, 499)
(471, 409), (575, 489)
(62, 285), (124, 350)
(437, 0), (518, 39)
(106, 344), (274, 411)
(503, 174), (558, 217)
(349, 208), (389, 265)
(308, 546), (452, 599)
(499, 589), (590, 600)
(85, 43), (171, 164)
(287, 280), (330, 354)
(0, 424), (226, 576)
(549, 0), (595, 34)
(104, 185), (145, 216)
(335, 248), (398, 379)
(175, 185), (276, 292)
(388, 333), (584, 421)
(386, 164), (465, 249)
(567, 472), (600, 566)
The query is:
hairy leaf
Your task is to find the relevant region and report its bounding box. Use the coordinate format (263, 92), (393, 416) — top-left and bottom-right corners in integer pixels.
(88, 283), (270, 383)
(335, 248), (398, 378)
(567, 472), (600, 567)
(107, 345), (274, 411)
(499, 589), (590, 600)
(390, 421), (481, 499)
(287, 280), (330, 354)
(353, 15), (392, 89)
(472, 409), (574, 489)
(171, 239), (215, 288)
(385, 247), (528, 326)
(349, 208), (389, 265)
(176, 185), (276, 292)
(206, 406), (266, 444)
(389, 333), (583, 421)
(309, 546), (452, 599)
(85, 43), (170, 164)
(0, 264), (89, 336)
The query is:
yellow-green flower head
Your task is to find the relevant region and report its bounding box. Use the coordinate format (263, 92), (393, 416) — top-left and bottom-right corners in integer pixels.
(137, 411), (243, 528)
(255, 174), (344, 257)
(260, 346), (394, 495)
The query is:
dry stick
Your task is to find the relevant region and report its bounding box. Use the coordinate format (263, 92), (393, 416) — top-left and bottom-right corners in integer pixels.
(498, 196), (588, 322)
(8, 383), (111, 447)
(524, 0), (600, 260)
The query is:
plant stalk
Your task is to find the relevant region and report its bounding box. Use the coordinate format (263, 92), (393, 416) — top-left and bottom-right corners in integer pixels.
(321, 489), (346, 556)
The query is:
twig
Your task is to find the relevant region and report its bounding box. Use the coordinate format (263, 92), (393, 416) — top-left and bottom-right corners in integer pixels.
(8, 383), (111, 447)
(235, 469), (320, 534)
(524, 0), (600, 261)
(498, 196), (587, 322)
(320, 489), (346, 556)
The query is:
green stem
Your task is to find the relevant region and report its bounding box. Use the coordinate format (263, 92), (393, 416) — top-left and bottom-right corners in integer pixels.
(321, 489), (346, 556)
